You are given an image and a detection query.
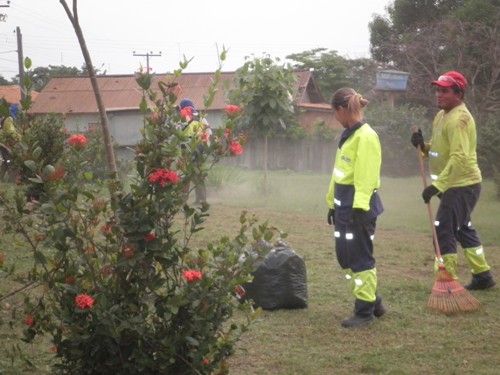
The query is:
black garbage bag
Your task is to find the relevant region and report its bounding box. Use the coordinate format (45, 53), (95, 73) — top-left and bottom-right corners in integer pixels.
(243, 241), (308, 310)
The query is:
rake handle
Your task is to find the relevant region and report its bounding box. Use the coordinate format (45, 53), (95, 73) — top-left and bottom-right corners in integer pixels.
(414, 132), (443, 260)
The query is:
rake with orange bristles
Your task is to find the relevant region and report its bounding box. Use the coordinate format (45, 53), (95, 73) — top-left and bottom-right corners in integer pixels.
(414, 130), (482, 314)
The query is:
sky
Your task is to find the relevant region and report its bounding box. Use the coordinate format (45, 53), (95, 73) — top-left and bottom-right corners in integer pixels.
(0, 0), (392, 81)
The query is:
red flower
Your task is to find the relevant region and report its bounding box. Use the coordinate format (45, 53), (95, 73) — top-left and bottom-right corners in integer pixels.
(24, 315), (35, 326)
(122, 247), (134, 259)
(75, 294), (94, 310)
(144, 233), (156, 242)
(85, 245), (95, 255)
(148, 169), (180, 187)
(67, 134), (88, 149)
(201, 132), (210, 143)
(101, 266), (113, 278)
(224, 104), (242, 118)
(183, 270), (202, 284)
(235, 285), (246, 297)
(229, 141), (244, 156)
(92, 199), (107, 211)
(203, 358), (211, 365)
(100, 221), (115, 235)
(50, 165), (66, 181)
(180, 107), (193, 120)
(65, 276), (75, 285)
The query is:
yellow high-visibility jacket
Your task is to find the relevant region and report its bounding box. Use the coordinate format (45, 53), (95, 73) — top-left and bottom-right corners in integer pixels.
(0, 116), (21, 146)
(426, 103), (481, 192)
(326, 122), (383, 224)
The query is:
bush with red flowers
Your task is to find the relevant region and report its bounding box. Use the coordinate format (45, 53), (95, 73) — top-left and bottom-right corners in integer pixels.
(0, 55), (282, 374)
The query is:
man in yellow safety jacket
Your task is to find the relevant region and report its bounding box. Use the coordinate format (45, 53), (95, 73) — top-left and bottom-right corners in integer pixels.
(0, 103), (21, 181)
(411, 71), (495, 290)
(178, 98), (211, 205)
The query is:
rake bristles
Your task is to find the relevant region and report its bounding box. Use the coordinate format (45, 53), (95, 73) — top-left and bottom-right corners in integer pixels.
(427, 266), (482, 314)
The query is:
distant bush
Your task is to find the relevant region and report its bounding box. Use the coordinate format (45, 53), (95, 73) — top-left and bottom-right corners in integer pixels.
(367, 104), (430, 177)
(476, 114), (500, 198)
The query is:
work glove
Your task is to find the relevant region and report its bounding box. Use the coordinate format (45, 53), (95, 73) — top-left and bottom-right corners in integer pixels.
(351, 208), (366, 224)
(327, 208), (335, 225)
(411, 128), (426, 151)
(422, 184), (440, 204)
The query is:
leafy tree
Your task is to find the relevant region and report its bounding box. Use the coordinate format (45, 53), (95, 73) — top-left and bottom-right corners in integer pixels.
(81, 62), (107, 76)
(366, 103), (429, 177)
(0, 75), (13, 86)
(286, 48), (379, 98)
(25, 65), (82, 92)
(9, 64), (107, 92)
(369, 0), (500, 117)
(476, 114), (500, 179)
(286, 48), (352, 97)
(229, 55), (299, 196)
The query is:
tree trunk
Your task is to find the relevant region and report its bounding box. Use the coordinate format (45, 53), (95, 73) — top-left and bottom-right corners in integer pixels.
(60, 0), (117, 178)
(263, 135), (269, 197)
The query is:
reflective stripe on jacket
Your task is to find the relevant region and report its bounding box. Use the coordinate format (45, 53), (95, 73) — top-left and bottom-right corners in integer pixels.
(427, 103), (481, 192)
(325, 122), (384, 223)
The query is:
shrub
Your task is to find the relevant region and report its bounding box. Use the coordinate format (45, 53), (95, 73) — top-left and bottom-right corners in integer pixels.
(0, 64), (283, 374)
(477, 114), (500, 178)
(9, 114), (67, 199)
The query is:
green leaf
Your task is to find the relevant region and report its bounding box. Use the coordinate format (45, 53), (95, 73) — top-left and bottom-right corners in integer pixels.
(24, 160), (37, 171)
(139, 97), (148, 113)
(24, 56), (32, 69)
(185, 336), (199, 347)
(27, 176), (44, 184)
(42, 165), (55, 180)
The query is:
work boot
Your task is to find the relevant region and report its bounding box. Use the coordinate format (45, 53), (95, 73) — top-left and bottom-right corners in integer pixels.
(465, 271), (496, 290)
(374, 295), (387, 318)
(342, 299), (375, 328)
(341, 314), (374, 328)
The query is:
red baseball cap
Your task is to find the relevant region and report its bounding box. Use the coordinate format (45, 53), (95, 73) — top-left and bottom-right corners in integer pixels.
(431, 71), (467, 91)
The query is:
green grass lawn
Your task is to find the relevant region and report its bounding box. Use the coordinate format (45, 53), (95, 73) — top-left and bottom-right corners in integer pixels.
(1, 168), (499, 374)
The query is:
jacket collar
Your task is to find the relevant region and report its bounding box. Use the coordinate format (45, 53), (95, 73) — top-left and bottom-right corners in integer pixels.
(339, 121), (365, 148)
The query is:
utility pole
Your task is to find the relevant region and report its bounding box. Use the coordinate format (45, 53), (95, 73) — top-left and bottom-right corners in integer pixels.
(133, 51), (161, 72)
(16, 26), (25, 101)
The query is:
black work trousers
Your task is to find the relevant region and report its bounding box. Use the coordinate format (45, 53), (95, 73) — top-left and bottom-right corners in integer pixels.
(435, 183), (482, 256)
(334, 219), (377, 273)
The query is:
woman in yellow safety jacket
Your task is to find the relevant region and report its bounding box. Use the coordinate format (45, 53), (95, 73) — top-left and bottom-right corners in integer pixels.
(326, 88), (386, 328)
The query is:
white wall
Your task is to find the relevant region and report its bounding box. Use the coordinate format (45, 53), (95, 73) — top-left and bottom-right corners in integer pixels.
(65, 111), (143, 146)
(65, 109), (226, 148)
